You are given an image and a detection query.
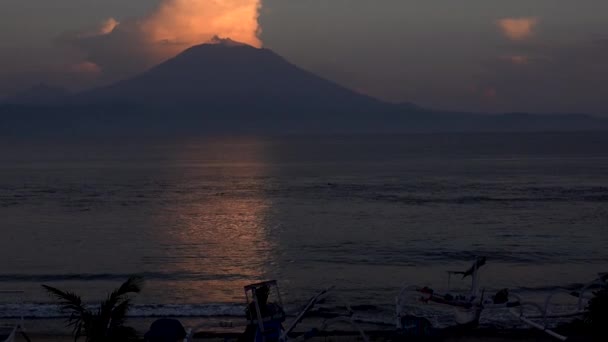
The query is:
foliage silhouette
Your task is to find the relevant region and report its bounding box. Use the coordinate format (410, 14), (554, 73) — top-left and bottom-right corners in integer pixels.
(42, 276), (143, 342)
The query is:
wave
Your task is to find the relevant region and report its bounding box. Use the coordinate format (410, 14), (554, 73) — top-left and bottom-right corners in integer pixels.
(0, 303), (245, 319)
(0, 303), (390, 320)
(2, 183), (608, 209)
(372, 193), (608, 205)
(0, 272), (249, 283)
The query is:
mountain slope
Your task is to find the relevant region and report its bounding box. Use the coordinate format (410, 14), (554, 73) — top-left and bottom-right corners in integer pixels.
(4, 84), (69, 105)
(76, 40), (392, 118)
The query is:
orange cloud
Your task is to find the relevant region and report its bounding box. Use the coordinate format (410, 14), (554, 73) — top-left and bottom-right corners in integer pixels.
(142, 0), (262, 56)
(70, 61), (102, 74)
(59, 0), (263, 80)
(75, 18), (120, 38)
(98, 18), (120, 35)
(497, 17), (538, 41)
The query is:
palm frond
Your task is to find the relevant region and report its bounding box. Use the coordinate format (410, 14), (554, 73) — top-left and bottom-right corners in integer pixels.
(100, 276), (143, 318)
(43, 277), (142, 342)
(72, 321), (82, 342)
(108, 299), (131, 329)
(111, 276), (143, 301)
(42, 285), (88, 314)
(42, 284), (91, 341)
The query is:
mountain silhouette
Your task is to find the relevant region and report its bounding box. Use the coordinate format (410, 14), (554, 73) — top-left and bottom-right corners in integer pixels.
(4, 83), (69, 105)
(1, 39), (607, 136)
(78, 39), (385, 111)
(45, 38), (409, 134)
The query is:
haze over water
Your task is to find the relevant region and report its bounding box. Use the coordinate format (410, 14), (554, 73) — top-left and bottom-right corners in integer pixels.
(1, 132), (607, 327)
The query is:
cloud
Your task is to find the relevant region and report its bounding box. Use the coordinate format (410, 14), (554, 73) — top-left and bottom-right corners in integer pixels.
(70, 61), (102, 74)
(143, 0), (262, 49)
(69, 18), (120, 39)
(497, 17), (538, 41)
(59, 0), (263, 81)
(98, 18), (120, 36)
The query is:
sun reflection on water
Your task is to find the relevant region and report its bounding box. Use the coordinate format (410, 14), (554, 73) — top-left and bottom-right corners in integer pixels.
(147, 139), (275, 303)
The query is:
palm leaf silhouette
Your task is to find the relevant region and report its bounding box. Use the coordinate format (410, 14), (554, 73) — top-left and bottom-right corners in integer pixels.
(43, 276), (143, 342)
(42, 284), (90, 340)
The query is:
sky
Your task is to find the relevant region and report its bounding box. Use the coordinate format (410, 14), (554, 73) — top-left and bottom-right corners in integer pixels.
(1, 0), (607, 115)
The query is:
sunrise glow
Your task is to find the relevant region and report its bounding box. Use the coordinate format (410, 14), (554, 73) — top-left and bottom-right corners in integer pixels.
(143, 0), (262, 56)
(497, 17), (538, 41)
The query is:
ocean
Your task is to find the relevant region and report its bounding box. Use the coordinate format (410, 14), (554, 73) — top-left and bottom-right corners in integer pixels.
(1, 132), (607, 332)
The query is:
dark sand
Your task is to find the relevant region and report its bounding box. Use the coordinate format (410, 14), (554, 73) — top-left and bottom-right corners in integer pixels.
(17, 332), (556, 342)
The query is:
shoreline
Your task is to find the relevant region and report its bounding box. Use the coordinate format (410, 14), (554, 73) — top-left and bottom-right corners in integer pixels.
(17, 329), (559, 342)
(9, 317), (573, 341)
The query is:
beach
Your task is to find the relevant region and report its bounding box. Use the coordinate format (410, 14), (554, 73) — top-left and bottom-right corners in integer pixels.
(13, 332), (558, 342)
(9, 315), (563, 341)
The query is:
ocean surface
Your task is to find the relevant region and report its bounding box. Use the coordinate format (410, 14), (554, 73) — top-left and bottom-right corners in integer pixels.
(1, 132), (607, 332)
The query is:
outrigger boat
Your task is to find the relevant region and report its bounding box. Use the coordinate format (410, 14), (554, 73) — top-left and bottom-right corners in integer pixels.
(396, 257), (521, 335)
(397, 258), (607, 341)
(509, 272), (608, 341)
(243, 280), (369, 342)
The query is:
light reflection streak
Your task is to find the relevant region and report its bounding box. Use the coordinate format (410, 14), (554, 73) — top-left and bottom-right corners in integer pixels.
(149, 139), (274, 303)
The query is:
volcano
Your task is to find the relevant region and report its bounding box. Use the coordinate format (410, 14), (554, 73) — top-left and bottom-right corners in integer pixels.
(2, 39), (607, 136)
(56, 38), (405, 134)
(79, 39), (386, 111)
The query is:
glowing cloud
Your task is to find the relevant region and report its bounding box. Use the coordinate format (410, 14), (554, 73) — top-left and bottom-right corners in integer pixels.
(60, 0), (263, 80)
(71, 61), (102, 74)
(74, 18), (120, 38)
(98, 18), (120, 36)
(497, 17), (538, 41)
(143, 0), (262, 50)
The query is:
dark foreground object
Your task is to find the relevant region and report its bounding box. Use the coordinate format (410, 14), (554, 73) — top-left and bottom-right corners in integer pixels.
(144, 319), (187, 342)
